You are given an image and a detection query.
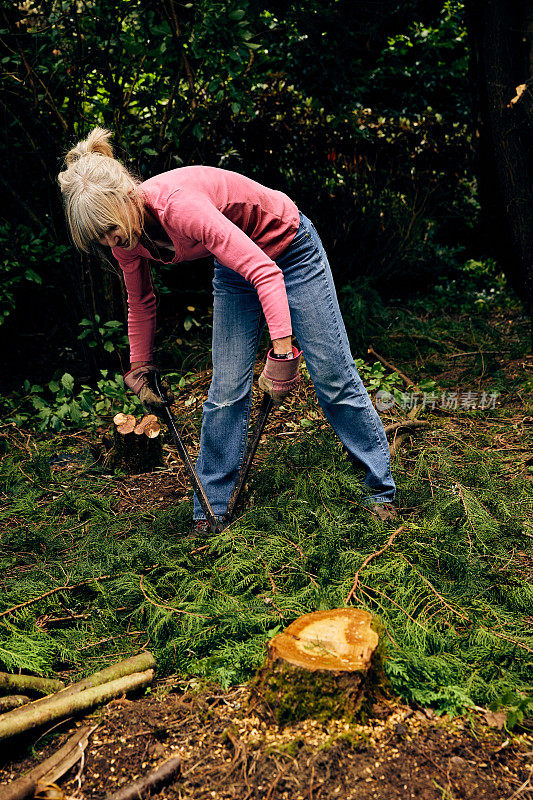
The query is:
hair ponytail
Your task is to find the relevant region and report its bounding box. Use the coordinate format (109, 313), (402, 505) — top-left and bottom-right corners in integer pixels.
(58, 128), (144, 252)
(65, 127), (114, 166)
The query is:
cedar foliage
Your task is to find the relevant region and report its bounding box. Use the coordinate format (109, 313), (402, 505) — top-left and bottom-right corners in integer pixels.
(0, 422), (531, 716)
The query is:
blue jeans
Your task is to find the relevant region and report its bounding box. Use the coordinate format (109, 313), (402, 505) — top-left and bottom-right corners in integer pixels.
(193, 212), (396, 519)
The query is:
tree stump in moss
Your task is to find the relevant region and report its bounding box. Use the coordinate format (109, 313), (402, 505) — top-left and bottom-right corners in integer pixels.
(108, 413), (163, 474)
(251, 609), (379, 724)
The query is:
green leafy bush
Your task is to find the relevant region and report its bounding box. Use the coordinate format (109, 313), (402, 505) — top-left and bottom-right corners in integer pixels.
(3, 371), (141, 431)
(0, 223), (68, 324)
(78, 316), (129, 354)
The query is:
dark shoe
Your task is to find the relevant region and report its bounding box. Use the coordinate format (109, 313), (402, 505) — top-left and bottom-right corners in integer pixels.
(191, 519), (211, 536)
(190, 518), (228, 536)
(365, 503), (399, 522)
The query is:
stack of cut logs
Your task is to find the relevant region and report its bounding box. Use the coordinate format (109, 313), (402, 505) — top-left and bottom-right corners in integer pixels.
(111, 413), (163, 473)
(0, 653), (186, 800)
(0, 652), (155, 742)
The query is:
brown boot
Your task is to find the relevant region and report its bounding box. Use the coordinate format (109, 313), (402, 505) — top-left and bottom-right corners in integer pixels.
(366, 503), (399, 522)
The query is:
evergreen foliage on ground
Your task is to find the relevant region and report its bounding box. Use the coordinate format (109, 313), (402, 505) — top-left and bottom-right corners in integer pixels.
(1, 402), (531, 718)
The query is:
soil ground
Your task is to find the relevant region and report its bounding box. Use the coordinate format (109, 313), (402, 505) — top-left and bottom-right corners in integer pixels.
(1, 681), (532, 799)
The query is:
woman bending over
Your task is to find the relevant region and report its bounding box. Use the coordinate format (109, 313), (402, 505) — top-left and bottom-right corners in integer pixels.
(58, 128), (397, 528)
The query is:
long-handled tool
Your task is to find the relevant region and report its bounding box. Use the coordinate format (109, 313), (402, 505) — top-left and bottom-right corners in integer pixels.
(153, 373), (273, 535)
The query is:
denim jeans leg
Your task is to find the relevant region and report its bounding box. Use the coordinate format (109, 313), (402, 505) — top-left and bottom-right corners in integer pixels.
(277, 214), (396, 505)
(193, 263), (264, 520)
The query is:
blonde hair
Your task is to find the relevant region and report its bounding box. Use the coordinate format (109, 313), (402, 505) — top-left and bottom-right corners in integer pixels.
(58, 128), (144, 252)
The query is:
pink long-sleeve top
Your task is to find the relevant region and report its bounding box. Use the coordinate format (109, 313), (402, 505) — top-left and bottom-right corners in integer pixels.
(111, 166), (300, 363)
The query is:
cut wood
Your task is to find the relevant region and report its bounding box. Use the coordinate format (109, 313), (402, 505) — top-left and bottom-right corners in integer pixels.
(0, 673), (64, 696)
(109, 414), (163, 474)
(144, 420), (161, 438)
(3, 652), (156, 721)
(104, 756), (182, 800)
(252, 609), (379, 723)
(116, 415), (136, 435)
(0, 696), (30, 713)
(0, 670), (154, 741)
(134, 415), (158, 435)
(0, 726), (93, 800)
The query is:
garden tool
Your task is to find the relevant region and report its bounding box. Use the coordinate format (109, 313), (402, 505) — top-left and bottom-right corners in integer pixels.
(152, 373), (273, 535)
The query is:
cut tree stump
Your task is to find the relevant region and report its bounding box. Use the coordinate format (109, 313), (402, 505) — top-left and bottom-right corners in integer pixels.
(251, 608), (380, 723)
(109, 413), (163, 474)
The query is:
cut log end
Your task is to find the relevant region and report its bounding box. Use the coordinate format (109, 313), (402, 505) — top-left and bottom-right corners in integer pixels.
(116, 415), (136, 435)
(252, 609), (381, 724)
(134, 415), (159, 435)
(270, 608), (378, 672)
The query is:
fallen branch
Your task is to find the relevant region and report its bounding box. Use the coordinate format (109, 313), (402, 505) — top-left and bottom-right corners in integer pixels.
(345, 526), (404, 604)
(389, 431), (413, 458)
(384, 420), (431, 435)
(0, 673), (64, 696)
(104, 756), (182, 800)
(4, 652), (156, 721)
(0, 696), (30, 713)
(367, 345), (417, 389)
(0, 670), (153, 741)
(0, 725), (94, 800)
(0, 574), (112, 619)
(447, 350), (504, 359)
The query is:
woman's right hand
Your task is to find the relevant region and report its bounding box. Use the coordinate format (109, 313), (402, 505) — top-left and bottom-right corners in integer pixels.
(123, 365), (174, 411)
(258, 346), (302, 404)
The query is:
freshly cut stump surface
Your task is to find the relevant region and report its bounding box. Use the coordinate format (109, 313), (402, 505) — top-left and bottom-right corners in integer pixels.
(253, 608), (379, 723)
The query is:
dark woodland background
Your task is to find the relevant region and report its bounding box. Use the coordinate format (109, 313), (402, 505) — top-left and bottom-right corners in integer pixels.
(1, 0), (532, 393)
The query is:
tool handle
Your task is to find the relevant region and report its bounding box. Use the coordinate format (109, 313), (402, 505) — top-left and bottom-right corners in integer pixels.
(222, 393), (273, 525)
(153, 374), (221, 535)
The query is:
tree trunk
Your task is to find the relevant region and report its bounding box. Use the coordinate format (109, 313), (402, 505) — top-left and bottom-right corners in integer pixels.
(251, 609), (380, 724)
(468, 0), (533, 346)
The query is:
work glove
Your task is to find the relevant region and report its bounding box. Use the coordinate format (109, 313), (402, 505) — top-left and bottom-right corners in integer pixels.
(123, 365), (174, 412)
(258, 346), (302, 404)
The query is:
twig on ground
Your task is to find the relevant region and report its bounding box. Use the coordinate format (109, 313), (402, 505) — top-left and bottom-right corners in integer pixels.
(397, 554), (469, 621)
(447, 350), (505, 358)
(367, 345), (417, 389)
(0, 575), (112, 619)
(384, 420), (431, 435)
(139, 575), (210, 619)
(345, 526), (404, 604)
(104, 756), (182, 800)
(358, 581), (429, 630)
(483, 629), (533, 654)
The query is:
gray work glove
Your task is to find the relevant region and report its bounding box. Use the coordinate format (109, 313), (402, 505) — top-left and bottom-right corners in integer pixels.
(258, 346), (302, 404)
(123, 365), (174, 412)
